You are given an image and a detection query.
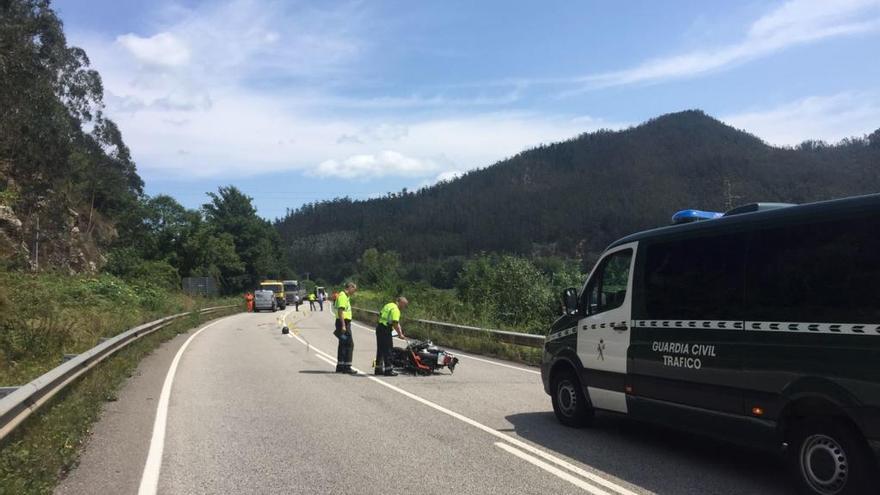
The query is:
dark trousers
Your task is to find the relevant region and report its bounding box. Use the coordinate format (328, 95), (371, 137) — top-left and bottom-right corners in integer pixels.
(335, 319), (353, 370)
(309, 300), (316, 310)
(374, 324), (393, 374)
(318, 300), (324, 311)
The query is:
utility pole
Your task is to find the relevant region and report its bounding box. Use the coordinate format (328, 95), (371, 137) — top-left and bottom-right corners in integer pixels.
(34, 215), (39, 272)
(723, 178), (742, 211)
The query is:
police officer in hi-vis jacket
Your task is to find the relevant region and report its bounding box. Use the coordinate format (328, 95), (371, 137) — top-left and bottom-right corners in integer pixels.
(333, 282), (357, 374)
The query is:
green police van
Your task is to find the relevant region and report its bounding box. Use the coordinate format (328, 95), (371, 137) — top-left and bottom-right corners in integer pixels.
(542, 193), (880, 495)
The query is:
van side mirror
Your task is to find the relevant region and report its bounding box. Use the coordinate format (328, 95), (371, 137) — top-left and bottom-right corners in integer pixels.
(561, 287), (579, 315)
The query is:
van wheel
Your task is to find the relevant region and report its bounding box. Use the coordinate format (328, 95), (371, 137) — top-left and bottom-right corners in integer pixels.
(551, 370), (593, 427)
(789, 418), (876, 495)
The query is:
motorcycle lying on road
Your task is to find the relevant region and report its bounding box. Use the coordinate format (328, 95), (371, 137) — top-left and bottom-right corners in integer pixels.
(390, 339), (459, 375)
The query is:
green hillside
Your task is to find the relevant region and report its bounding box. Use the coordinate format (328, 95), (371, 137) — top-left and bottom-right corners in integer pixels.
(276, 111), (880, 281)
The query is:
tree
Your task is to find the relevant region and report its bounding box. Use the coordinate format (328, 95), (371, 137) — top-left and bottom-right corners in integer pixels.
(1, 0), (144, 270)
(181, 224), (244, 285)
(457, 254), (556, 328)
(358, 248), (401, 291)
(109, 194), (246, 292)
(203, 186), (284, 291)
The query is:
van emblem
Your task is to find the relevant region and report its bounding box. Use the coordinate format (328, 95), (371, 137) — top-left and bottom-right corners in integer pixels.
(597, 339), (605, 360)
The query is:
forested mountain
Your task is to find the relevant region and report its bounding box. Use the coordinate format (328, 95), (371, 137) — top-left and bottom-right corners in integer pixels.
(276, 111), (880, 281)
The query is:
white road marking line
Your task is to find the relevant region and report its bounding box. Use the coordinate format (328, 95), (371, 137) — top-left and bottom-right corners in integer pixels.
(288, 334), (640, 495)
(137, 317), (230, 495)
(494, 442), (613, 495)
(315, 354), (337, 367)
(451, 351), (541, 375)
(349, 320), (541, 375)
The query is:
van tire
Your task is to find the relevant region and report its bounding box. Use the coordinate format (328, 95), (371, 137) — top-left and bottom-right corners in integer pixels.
(551, 370), (593, 427)
(788, 418), (876, 495)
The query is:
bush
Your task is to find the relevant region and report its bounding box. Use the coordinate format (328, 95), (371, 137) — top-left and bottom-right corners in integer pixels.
(457, 254), (556, 329)
(104, 249), (180, 290)
(353, 251), (586, 335)
(357, 248), (401, 292)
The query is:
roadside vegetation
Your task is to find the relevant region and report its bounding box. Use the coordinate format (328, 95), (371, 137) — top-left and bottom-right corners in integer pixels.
(347, 249), (584, 365)
(352, 307), (542, 366)
(0, 271), (238, 386)
(351, 248), (583, 334)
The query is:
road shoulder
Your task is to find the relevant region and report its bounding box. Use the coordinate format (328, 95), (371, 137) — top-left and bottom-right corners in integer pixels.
(55, 313), (243, 495)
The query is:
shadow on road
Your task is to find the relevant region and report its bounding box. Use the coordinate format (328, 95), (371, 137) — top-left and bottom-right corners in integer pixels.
(504, 411), (791, 495)
(298, 370), (340, 375)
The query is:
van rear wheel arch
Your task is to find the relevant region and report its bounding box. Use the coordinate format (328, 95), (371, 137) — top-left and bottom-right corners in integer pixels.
(784, 414), (876, 495)
(780, 396), (867, 448)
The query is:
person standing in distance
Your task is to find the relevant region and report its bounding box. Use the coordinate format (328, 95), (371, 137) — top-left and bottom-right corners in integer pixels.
(317, 290), (325, 311)
(308, 292), (316, 311)
(375, 297), (408, 376)
(334, 282), (357, 374)
(244, 291), (254, 312)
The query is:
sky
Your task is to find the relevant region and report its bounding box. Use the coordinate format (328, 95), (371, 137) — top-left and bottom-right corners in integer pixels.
(57, 0), (880, 219)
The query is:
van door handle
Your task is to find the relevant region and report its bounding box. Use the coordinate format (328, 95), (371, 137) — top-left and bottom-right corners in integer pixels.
(613, 323), (628, 331)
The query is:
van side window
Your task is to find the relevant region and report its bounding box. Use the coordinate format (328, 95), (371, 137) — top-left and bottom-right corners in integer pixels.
(583, 249), (632, 315)
(644, 234), (745, 320)
(746, 214), (880, 323)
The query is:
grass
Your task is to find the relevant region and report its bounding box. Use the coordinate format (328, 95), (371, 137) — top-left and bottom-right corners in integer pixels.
(0, 271), (240, 386)
(353, 287), (548, 334)
(0, 306), (240, 495)
(351, 306), (542, 366)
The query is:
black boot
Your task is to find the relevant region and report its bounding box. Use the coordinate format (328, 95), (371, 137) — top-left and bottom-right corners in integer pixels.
(384, 369), (399, 376)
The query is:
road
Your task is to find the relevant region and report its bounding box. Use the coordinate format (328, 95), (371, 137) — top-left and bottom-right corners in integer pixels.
(56, 307), (790, 495)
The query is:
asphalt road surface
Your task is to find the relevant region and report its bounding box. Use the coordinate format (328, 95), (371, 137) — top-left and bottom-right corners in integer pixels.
(56, 307), (791, 495)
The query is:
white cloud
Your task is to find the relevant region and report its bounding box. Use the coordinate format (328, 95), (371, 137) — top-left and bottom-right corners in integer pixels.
(117, 32), (191, 67)
(723, 92), (880, 145)
(314, 151), (438, 179)
(566, 0), (880, 91)
(72, 3), (625, 183)
(336, 124), (409, 145)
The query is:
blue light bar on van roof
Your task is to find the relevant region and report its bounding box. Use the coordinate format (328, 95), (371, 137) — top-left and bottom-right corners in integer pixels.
(671, 209), (724, 225)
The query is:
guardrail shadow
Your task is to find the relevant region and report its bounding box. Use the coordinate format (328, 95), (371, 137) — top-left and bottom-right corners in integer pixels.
(504, 411), (791, 494)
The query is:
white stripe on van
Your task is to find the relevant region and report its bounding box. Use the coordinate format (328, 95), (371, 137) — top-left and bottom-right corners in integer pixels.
(546, 319), (880, 343)
(634, 320), (880, 335)
(634, 320), (742, 330)
(745, 321), (880, 335)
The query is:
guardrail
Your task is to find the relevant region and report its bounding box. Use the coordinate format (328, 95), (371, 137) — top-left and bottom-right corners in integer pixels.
(352, 307), (545, 348)
(0, 305), (236, 443)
